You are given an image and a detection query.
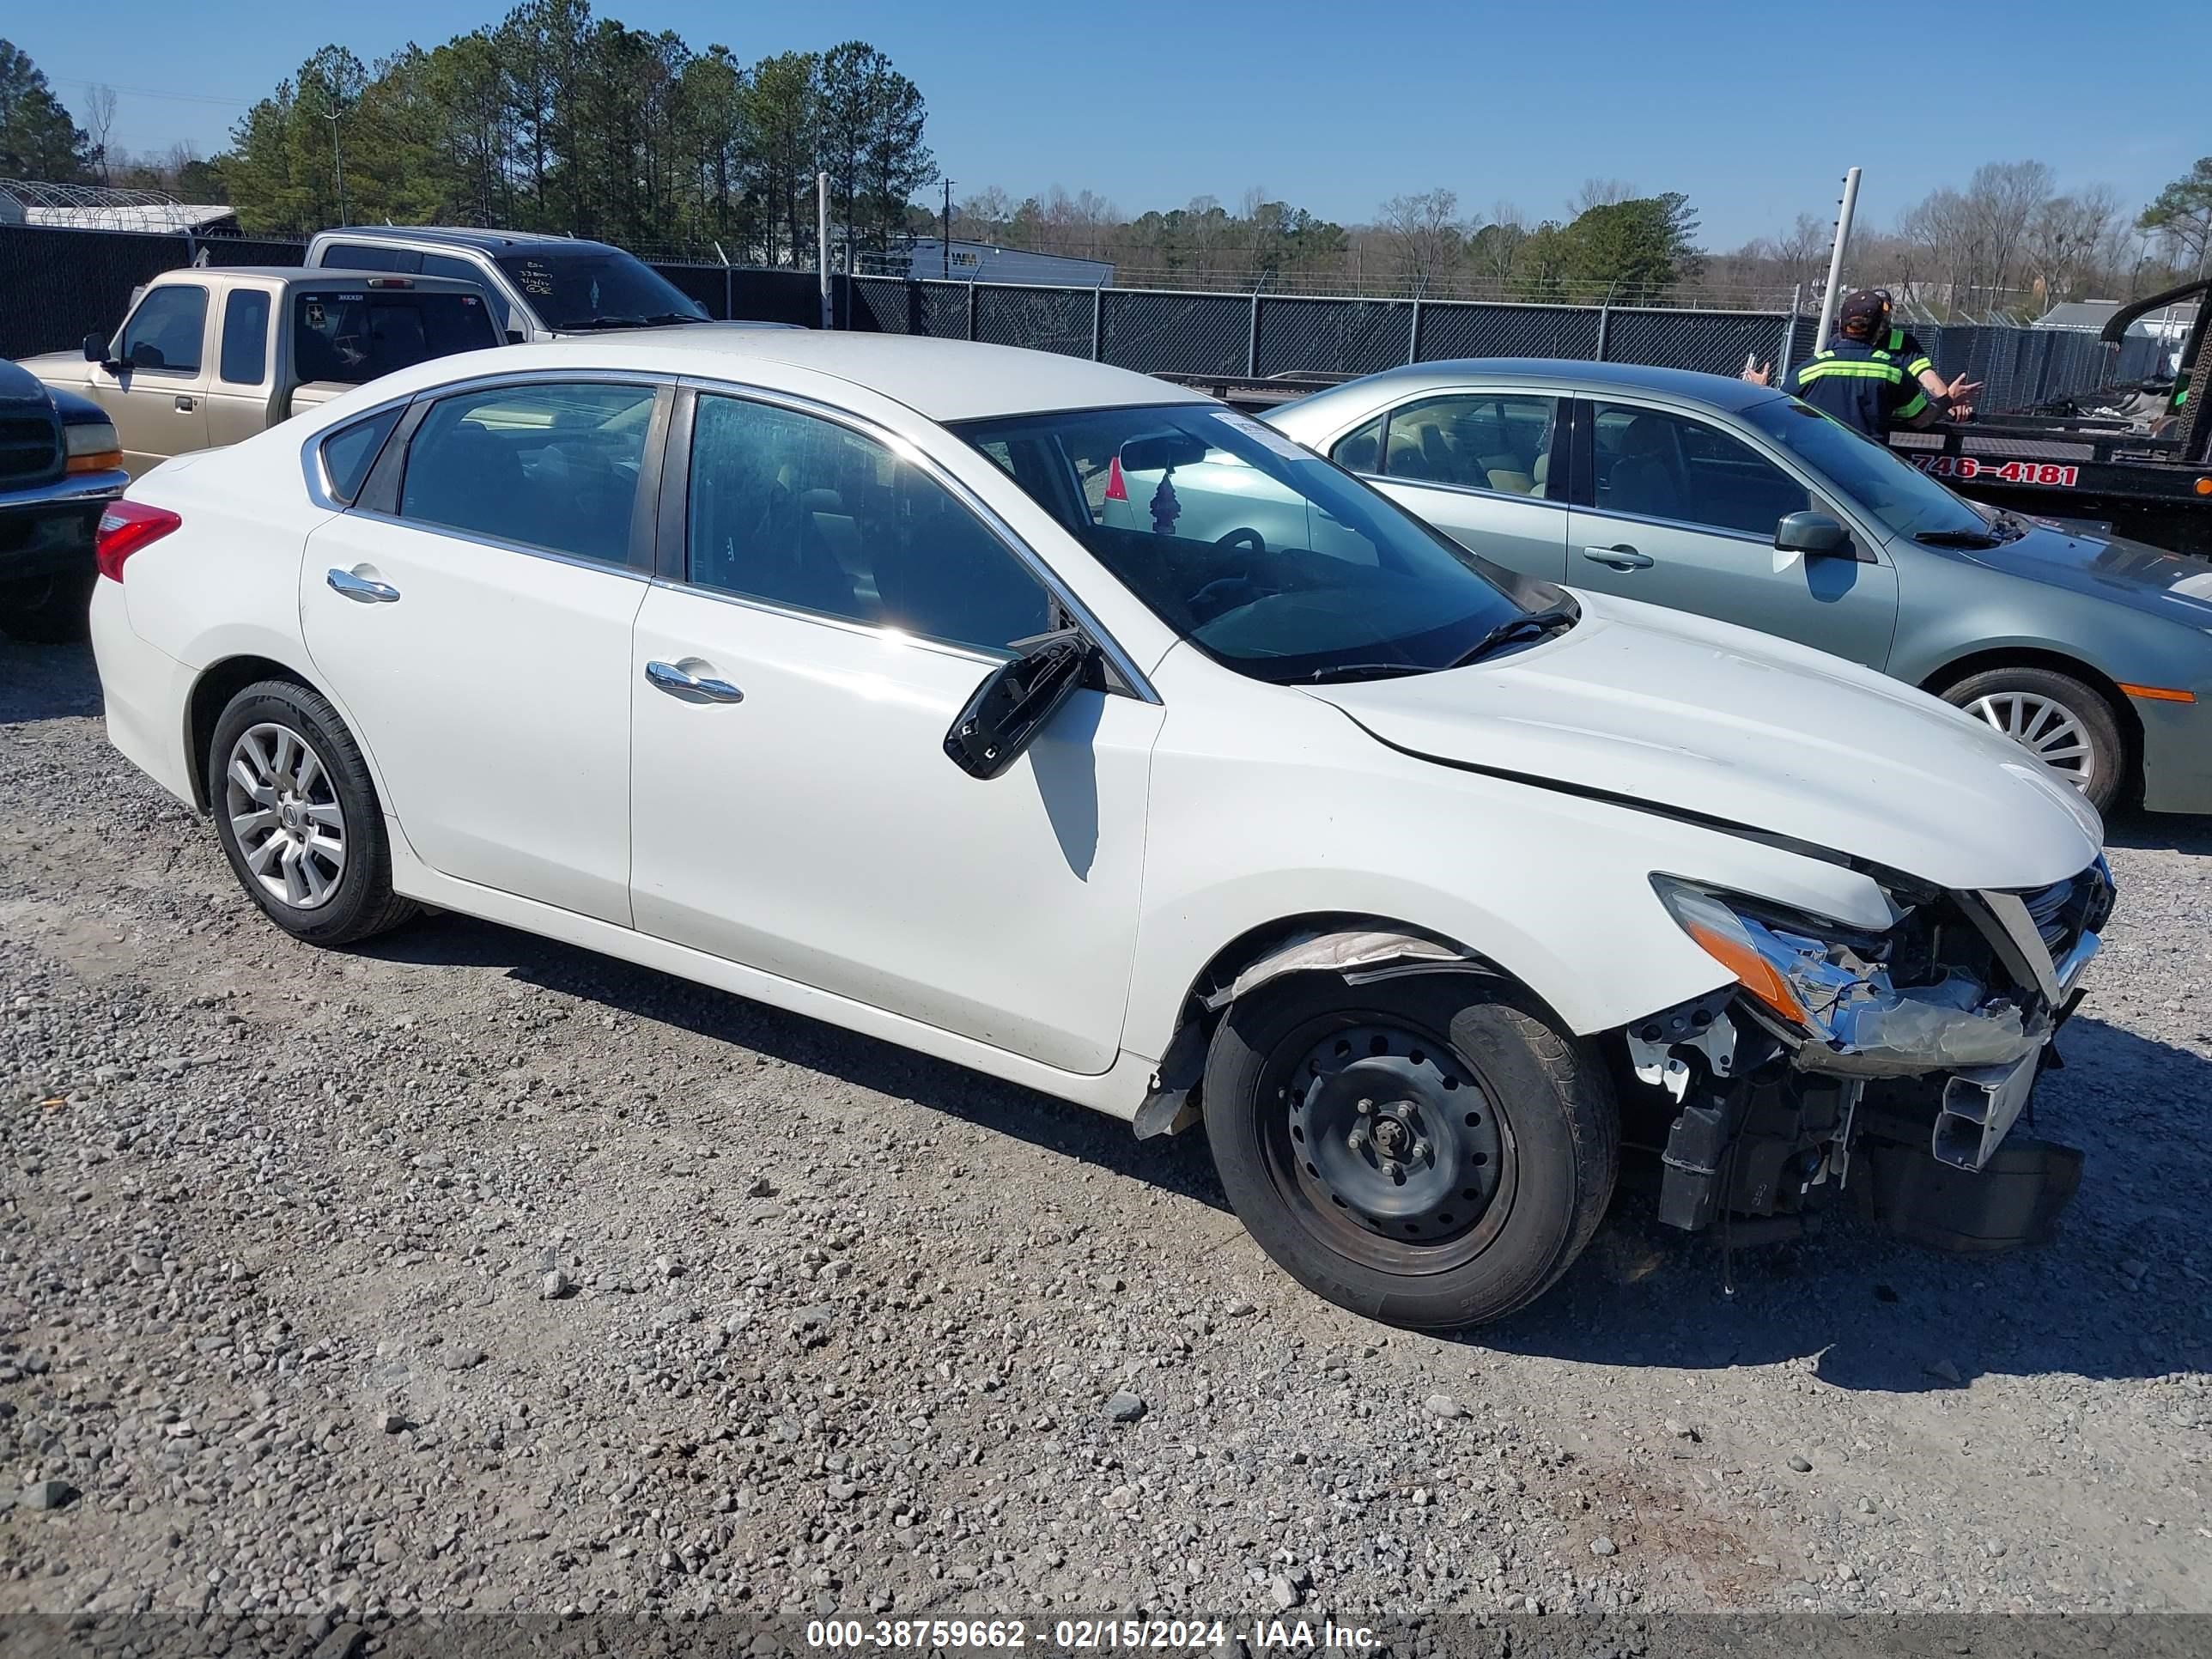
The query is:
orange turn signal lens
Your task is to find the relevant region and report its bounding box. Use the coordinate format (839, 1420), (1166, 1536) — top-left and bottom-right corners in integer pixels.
(2193, 477), (2211, 496)
(66, 448), (124, 475)
(2118, 683), (2197, 703)
(1680, 918), (1813, 1027)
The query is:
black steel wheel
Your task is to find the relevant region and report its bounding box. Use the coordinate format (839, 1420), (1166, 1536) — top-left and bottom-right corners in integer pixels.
(1203, 972), (1617, 1328)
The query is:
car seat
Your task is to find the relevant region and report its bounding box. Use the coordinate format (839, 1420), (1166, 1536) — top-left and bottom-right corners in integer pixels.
(1607, 416), (1686, 521)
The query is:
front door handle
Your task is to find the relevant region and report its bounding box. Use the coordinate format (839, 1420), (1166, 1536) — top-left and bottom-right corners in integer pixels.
(1582, 544), (1655, 570)
(173, 395), (196, 412)
(325, 567), (400, 604)
(645, 659), (744, 703)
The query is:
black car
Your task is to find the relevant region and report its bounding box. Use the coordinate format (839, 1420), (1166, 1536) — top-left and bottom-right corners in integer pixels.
(0, 356), (131, 642)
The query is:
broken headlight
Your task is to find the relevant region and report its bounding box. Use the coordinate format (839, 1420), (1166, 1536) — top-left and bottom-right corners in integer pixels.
(1650, 877), (2042, 1077)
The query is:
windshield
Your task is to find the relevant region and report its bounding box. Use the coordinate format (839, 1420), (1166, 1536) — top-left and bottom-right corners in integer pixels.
(952, 404), (1547, 683)
(490, 250), (708, 331)
(1745, 396), (1996, 543)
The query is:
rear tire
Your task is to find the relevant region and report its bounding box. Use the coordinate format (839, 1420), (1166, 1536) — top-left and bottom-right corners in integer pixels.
(1201, 973), (1618, 1328)
(1939, 665), (2126, 815)
(206, 679), (417, 946)
(0, 567), (95, 643)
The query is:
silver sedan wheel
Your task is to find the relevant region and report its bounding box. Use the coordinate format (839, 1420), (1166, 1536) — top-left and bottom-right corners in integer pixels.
(224, 721), (348, 909)
(1966, 690), (2096, 794)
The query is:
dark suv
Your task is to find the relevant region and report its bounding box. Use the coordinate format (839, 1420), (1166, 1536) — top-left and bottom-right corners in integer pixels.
(0, 357), (130, 642)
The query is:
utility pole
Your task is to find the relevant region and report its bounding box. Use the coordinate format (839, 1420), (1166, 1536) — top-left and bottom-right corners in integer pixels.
(942, 179), (953, 278)
(817, 171), (832, 329)
(326, 107), (347, 226)
(1813, 166), (1862, 349)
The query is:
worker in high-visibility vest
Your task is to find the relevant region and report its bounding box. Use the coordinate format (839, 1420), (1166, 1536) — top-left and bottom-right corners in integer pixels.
(1783, 292), (1978, 438)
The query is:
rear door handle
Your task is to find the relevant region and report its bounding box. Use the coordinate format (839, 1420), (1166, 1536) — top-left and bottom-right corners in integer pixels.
(1582, 544), (1654, 569)
(646, 659), (744, 703)
(173, 395), (196, 411)
(326, 567), (400, 604)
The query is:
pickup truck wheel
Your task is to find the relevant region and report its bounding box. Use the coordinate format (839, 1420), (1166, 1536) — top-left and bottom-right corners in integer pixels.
(1940, 665), (2125, 814)
(0, 568), (95, 643)
(207, 679), (417, 946)
(1202, 974), (1617, 1328)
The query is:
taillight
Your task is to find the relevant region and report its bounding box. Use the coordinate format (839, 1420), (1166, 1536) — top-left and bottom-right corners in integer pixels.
(95, 501), (181, 582)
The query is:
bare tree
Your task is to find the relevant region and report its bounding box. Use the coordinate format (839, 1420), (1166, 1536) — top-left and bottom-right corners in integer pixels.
(1182, 192), (1225, 281)
(1774, 211), (1828, 291)
(953, 185), (1013, 241)
(1963, 159), (2053, 309)
(2025, 185), (2124, 305)
(82, 82), (117, 181)
(1571, 177), (1635, 216)
(1377, 186), (1467, 293)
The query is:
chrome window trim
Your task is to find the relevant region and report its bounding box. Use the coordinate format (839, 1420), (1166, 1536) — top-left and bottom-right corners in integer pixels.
(301, 390), (416, 511)
(299, 369), (666, 514)
(678, 374), (1160, 705)
(1569, 503), (1777, 545)
(646, 574), (1015, 670)
(339, 507), (654, 583)
(1366, 473), (1574, 514)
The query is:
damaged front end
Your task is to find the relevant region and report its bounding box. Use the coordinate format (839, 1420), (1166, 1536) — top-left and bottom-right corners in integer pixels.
(1627, 860), (2113, 1250)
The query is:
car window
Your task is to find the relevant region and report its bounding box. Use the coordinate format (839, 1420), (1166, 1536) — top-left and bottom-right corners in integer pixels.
(218, 288), (271, 386)
(1382, 394), (1558, 497)
(321, 408), (401, 505)
(687, 394), (1052, 653)
(419, 253), (482, 285)
(119, 285), (208, 375)
(398, 381), (655, 566)
(325, 242), (417, 273)
(1329, 416), (1384, 473)
(292, 289), (500, 384)
(1589, 403), (1808, 538)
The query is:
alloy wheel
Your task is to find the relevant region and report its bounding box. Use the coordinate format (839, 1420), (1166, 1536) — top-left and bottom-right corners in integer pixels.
(225, 721), (348, 909)
(1967, 690), (2096, 795)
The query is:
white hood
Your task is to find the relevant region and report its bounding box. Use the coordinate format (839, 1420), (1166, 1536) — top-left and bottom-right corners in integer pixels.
(1303, 592), (2103, 893)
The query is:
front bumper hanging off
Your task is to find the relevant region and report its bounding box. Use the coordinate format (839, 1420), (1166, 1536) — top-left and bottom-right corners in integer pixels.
(1634, 863), (2110, 1246)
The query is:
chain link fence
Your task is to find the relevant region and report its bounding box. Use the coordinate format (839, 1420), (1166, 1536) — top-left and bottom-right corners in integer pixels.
(3, 222), (2166, 413)
(842, 274), (2155, 411)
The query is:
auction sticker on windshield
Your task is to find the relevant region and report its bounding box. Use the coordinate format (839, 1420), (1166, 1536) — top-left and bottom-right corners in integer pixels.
(1215, 411), (1315, 462)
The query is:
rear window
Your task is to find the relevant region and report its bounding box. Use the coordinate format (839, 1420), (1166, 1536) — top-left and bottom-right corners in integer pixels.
(292, 289), (499, 385)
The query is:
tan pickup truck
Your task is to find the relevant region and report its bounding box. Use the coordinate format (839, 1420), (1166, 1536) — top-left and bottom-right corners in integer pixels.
(20, 266), (501, 476)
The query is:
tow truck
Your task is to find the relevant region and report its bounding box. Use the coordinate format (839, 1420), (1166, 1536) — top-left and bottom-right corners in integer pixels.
(1886, 276), (2212, 555)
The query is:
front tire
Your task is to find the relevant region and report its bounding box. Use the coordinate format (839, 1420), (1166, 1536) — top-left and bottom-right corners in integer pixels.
(1940, 665), (2126, 814)
(1201, 974), (1618, 1328)
(206, 679), (416, 946)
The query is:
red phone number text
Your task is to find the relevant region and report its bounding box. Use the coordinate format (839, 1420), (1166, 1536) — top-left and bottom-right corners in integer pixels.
(1910, 455), (2079, 487)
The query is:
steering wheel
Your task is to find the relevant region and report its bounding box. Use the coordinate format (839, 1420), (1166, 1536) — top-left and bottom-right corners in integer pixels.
(1188, 527), (1273, 626)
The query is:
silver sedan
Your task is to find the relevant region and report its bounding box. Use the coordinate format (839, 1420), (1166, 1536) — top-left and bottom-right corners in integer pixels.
(1264, 359), (2212, 816)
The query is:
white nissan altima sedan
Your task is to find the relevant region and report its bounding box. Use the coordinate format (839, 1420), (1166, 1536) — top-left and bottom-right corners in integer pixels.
(88, 331), (2112, 1327)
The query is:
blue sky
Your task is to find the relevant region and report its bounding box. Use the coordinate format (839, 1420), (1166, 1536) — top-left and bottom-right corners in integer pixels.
(17, 0), (2208, 247)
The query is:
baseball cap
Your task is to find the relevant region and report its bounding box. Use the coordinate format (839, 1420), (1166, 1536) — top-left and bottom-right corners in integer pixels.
(1837, 289), (1887, 339)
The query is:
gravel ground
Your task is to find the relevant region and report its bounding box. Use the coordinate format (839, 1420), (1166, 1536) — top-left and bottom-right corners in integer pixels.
(1, 636), (2208, 1636)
